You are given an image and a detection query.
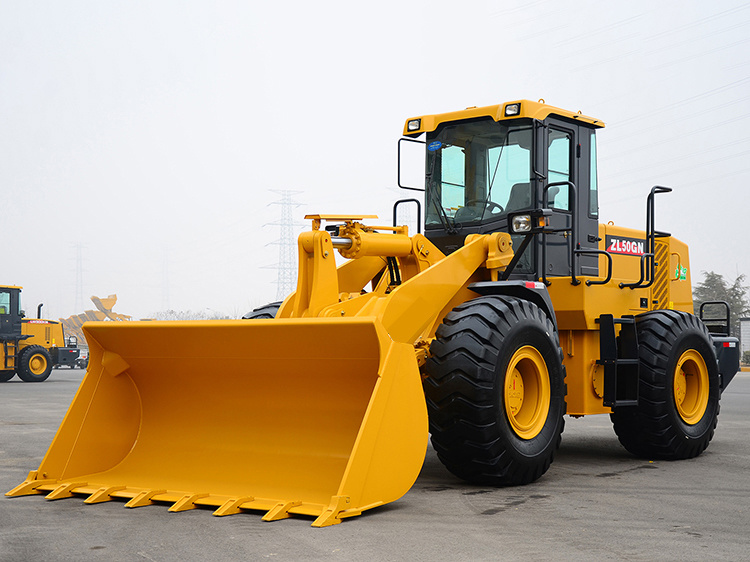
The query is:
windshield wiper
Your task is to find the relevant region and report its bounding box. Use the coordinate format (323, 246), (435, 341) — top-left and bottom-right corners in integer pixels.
(479, 135), (508, 223)
(426, 145), (458, 235)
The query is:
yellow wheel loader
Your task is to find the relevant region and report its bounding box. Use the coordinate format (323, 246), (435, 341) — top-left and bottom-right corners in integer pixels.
(1, 286), (80, 382)
(8, 100), (740, 526)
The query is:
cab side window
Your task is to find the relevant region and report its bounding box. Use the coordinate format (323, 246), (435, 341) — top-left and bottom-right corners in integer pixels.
(548, 129), (571, 211)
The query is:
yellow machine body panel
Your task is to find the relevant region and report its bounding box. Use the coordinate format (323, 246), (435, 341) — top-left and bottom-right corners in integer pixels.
(21, 320), (65, 349)
(557, 330), (610, 416)
(404, 99), (605, 136)
(548, 224), (693, 331)
(547, 222), (694, 416)
(599, 223), (692, 313)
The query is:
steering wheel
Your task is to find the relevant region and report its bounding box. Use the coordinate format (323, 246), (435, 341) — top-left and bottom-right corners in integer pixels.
(454, 200), (505, 223)
(465, 200), (504, 214)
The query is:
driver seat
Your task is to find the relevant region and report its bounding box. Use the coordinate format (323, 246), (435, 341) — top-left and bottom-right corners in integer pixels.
(505, 183), (531, 212)
(505, 183), (561, 211)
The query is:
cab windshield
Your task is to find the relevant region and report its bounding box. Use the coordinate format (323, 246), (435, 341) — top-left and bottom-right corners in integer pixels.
(425, 119), (533, 228)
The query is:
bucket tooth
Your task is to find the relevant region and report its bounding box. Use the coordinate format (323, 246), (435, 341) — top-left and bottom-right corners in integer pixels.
(213, 496), (254, 517)
(125, 489), (166, 508)
(45, 482), (88, 500)
(84, 486), (126, 504)
(5, 471), (54, 497)
(262, 500), (302, 522)
(169, 493), (209, 513)
(312, 495), (352, 528)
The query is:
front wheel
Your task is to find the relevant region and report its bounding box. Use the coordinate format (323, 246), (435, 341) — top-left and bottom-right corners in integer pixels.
(242, 301), (283, 320)
(423, 296), (566, 486)
(0, 370), (15, 382)
(611, 310), (720, 459)
(17, 345), (53, 382)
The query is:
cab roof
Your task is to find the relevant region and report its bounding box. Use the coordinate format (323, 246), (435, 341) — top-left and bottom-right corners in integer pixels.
(403, 99), (605, 136)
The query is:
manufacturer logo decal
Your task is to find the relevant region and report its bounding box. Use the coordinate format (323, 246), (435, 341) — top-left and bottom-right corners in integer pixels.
(427, 141), (442, 152)
(27, 320), (50, 324)
(606, 235), (645, 256)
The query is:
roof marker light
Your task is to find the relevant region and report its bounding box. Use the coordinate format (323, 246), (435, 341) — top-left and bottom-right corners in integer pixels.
(504, 103), (520, 117)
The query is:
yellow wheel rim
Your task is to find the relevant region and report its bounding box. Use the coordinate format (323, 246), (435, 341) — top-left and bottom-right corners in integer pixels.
(504, 345), (551, 440)
(29, 354), (48, 376)
(673, 349), (709, 425)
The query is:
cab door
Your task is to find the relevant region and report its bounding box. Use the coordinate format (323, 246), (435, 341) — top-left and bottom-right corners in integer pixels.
(0, 288), (22, 338)
(540, 120), (599, 279)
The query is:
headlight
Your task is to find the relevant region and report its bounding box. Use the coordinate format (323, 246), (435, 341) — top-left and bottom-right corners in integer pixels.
(407, 119), (421, 132)
(504, 103), (521, 117)
(511, 214), (531, 233)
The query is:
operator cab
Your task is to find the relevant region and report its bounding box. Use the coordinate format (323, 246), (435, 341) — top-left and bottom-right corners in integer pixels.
(402, 100), (604, 281)
(0, 286), (23, 338)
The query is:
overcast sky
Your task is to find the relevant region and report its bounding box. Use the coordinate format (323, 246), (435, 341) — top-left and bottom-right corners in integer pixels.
(2, 0), (749, 320)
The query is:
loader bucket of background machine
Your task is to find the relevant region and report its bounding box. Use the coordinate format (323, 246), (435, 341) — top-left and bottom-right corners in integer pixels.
(7, 317), (429, 526)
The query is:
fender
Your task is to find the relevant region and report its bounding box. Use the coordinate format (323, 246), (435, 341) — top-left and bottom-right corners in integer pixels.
(468, 280), (557, 331)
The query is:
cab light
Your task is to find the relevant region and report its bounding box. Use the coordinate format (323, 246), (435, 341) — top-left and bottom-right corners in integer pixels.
(407, 119), (421, 132)
(512, 214), (531, 233)
(504, 103), (520, 117)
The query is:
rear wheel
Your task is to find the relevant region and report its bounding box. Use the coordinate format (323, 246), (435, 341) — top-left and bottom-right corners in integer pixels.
(17, 345), (53, 382)
(611, 310), (720, 459)
(0, 370), (15, 382)
(242, 301), (283, 320)
(423, 296), (566, 485)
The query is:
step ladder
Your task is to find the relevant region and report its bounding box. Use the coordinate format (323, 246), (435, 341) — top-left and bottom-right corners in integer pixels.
(597, 315), (639, 407)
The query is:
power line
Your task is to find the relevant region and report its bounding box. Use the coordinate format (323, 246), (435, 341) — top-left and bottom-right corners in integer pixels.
(73, 243), (85, 313)
(265, 190), (306, 300)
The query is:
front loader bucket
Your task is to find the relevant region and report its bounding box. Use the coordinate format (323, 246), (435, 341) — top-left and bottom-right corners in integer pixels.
(7, 318), (428, 526)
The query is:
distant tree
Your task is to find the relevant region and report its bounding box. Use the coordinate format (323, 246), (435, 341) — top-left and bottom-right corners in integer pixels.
(150, 309), (232, 321)
(693, 271), (750, 336)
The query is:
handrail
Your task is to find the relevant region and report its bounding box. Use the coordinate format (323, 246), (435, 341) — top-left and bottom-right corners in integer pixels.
(575, 248), (613, 286)
(393, 198), (422, 234)
(541, 181), (579, 286)
(699, 300), (731, 337)
(620, 185), (671, 289)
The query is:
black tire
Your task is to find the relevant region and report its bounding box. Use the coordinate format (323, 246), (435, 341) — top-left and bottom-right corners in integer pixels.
(17, 345), (53, 382)
(242, 301), (283, 320)
(0, 370), (15, 382)
(611, 310), (720, 460)
(423, 296), (566, 486)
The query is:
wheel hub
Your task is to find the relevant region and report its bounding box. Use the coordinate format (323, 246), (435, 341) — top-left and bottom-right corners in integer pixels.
(504, 346), (551, 439)
(673, 349), (709, 425)
(29, 354), (47, 375)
